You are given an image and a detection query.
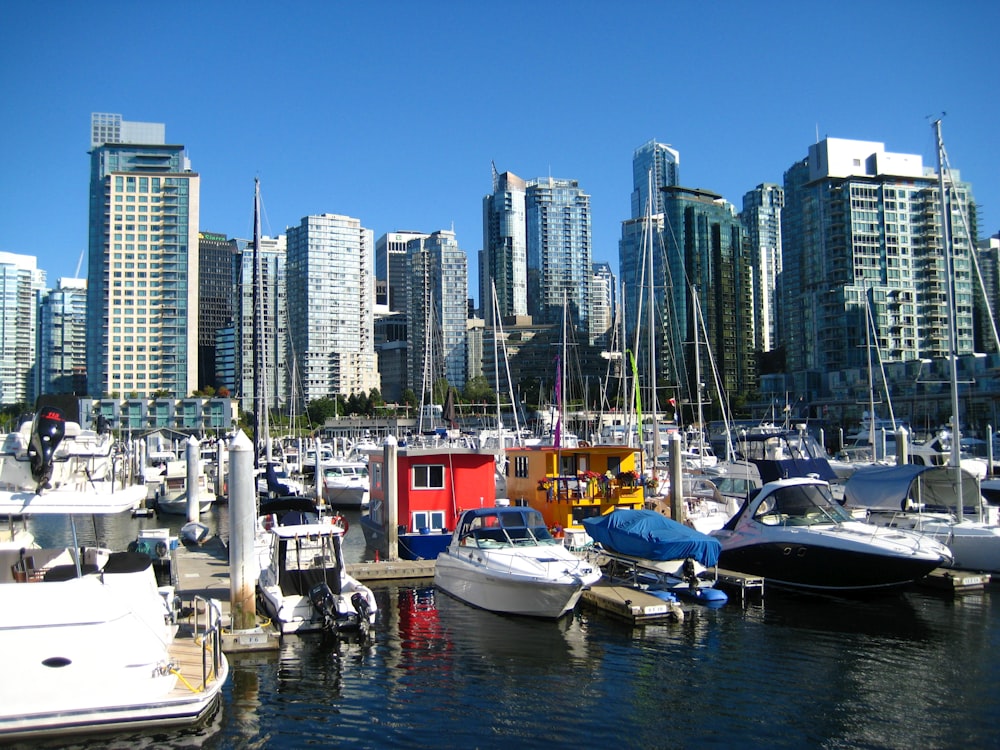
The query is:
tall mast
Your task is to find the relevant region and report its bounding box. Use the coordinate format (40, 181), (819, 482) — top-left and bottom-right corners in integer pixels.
(934, 118), (963, 522)
(252, 177), (266, 469)
(645, 170), (658, 465)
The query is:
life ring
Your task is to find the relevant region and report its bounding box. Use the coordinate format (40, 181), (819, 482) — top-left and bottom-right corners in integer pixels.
(332, 514), (349, 533)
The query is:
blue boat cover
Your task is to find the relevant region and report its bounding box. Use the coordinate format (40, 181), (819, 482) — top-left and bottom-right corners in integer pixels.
(582, 510), (721, 567)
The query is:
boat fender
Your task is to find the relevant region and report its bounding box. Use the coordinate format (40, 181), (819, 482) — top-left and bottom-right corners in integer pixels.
(332, 514), (349, 533)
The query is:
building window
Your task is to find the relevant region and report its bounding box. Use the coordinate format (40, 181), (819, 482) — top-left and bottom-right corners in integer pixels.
(411, 510), (445, 531)
(412, 464), (445, 489)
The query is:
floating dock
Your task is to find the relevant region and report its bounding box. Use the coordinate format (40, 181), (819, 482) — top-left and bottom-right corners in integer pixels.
(919, 567), (992, 593)
(581, 581), (684, 623)
(173, 536), (281, 653)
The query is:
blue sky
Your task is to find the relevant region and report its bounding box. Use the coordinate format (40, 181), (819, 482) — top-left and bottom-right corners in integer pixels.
(2, 1), (998, 308)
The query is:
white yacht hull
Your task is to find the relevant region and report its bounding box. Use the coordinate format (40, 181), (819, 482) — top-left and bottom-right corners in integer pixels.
(434, 546), (600, 618)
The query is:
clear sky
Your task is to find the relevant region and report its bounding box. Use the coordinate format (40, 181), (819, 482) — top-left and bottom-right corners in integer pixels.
(2, 1), (998, 308)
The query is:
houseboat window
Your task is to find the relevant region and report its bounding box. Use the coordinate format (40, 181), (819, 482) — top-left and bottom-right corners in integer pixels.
(413, 464), (445, 489)
(559, 456), (576, 475)
(412, 510), (445, 531)
(514, 455), (529, 478)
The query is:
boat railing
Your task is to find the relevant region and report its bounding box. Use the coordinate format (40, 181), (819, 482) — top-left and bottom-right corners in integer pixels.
(190, 595), (225, 689)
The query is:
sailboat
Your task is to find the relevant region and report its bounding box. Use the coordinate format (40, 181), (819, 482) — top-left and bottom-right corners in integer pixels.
(841, 119), (1000, 573)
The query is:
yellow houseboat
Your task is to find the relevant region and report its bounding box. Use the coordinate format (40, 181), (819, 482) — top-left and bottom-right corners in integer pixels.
(504, 443), (646, 532)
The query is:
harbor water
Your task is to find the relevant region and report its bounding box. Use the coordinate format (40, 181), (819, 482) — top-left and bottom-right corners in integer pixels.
(19, 506), (1000, 750)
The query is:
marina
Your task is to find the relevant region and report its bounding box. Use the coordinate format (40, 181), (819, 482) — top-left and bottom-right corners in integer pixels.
(10, 502), (1000, 749)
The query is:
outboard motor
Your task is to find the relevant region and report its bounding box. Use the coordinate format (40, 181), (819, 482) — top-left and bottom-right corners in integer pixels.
(352, 592), (373, 631)
(308, 582), (339, 631)
(682, 557), (699, 591)
(28, 407), (66, 492)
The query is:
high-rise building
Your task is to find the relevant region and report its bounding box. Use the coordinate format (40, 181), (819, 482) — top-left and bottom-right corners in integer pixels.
(0, 252), (46, 405)
(590, 263), (616, 350)
(631, 139), (680, 218)
(286, 214), (378, 403)
(38, 277), (87, 397)
(86, 113), (200, 399)
(406, 230), (468, 396)
(198, 232), (238, 391)
(526, 177), (592, 329)
(975, 232), (1000, 355)
(376, 231), (429, 313)
(781, 137), (977, 388)
(660, 187), (755, 402)
(620, 140), (680, 378)
(481, 170), (528, 326)
(233, 235), (288, 413)
(741, 184), (784, 353)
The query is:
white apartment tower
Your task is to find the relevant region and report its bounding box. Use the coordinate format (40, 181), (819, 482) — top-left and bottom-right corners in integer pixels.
(0, 252), (46, 405)
(286, 214), (379, 402)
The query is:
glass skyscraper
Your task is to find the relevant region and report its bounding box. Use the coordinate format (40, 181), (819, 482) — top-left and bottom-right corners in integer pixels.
(38, 277), (87, 397)
(526, 177), (592, 329)
(0, 252), (45, 404)
(741, 184), (784, 353)
(406, 230), (468, 395)
(481, 170), (527, 326)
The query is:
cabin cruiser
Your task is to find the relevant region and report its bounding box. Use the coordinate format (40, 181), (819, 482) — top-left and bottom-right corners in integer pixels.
(710, 476), (951, 593)
(434, 504), (602, 618)
(257, 511), (377, 635)
(842, 464), (1000, 573)
(0, 405), (228, 740)
(321, 461), (370, 509)
(153, 459), (214, 516)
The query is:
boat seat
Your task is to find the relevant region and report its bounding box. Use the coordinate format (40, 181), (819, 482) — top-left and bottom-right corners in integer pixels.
(43, 563), (101, 581)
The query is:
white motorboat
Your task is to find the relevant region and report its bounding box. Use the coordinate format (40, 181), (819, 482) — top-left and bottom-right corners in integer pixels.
(710, 476), (952, 593)
(434, 505), (602, 618)
(256, 516), (377, 635)
(321, 461), (370, 508)
(154, 459), (215, 516)
(842, 464), (1000, 573)
(0, 406), (228, 741)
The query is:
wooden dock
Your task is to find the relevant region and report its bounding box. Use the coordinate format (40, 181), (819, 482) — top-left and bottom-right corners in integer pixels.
(172, 536), (281, 652)
(919, 567), (992, 593)
(716, 568), (765, 605)
(581, 581), (684, 623)
(346, 559), (435, 581)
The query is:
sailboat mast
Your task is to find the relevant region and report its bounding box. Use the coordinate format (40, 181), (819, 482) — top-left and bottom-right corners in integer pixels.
(251, 177), (265, 470)
(934, 118), (964, 520)
(645, 170), (659, 464)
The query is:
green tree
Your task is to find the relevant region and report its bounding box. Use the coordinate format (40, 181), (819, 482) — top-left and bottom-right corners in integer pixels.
(306, 397), (339, 426)
(463, 375), (495, 405)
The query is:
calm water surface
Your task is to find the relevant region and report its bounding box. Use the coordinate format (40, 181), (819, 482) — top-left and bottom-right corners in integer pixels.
(21, 507), (1000, 750)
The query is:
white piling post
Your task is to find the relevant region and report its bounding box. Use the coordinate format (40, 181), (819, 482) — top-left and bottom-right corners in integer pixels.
(228, 430), (257, 632)
(896, 425), (909, 465)
(385, 434), (399, 561)
(186, 435), (200, 523)
(314, 437), (323, 508)
(670, 431), (685, 523)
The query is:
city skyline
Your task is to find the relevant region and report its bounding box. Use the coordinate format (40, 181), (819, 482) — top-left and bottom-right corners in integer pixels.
(2, 2), (998, 308)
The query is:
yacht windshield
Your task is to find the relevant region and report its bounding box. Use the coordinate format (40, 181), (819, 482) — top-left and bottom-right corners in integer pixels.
(460, 509), (557, 548)
(752, 483), (853, 527)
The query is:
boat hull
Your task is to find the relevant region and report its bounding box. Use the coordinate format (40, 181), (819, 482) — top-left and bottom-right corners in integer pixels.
(434, 551), (590, 618)
(715, 536), (943, 592)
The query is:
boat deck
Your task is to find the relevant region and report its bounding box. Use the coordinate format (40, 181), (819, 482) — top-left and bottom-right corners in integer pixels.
(167, 627), (226, 698)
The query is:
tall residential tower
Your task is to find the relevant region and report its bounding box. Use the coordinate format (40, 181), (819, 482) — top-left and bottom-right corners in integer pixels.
(86, 113), (200, 399)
